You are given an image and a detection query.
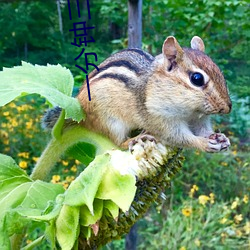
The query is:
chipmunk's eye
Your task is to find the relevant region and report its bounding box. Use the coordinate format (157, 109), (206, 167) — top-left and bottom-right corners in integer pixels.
(190, 72), (204, 87)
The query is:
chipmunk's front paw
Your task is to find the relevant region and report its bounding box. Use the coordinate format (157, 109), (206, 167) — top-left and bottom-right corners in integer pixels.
(206, 133), (230, 152)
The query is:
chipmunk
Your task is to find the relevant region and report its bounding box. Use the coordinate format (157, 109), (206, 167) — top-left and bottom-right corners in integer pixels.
(43, 36), (232, 153)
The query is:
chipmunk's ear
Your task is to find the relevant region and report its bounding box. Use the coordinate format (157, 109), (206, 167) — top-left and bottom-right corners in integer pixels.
(191, 36), (205, 52)
(162, 36), (184, 63)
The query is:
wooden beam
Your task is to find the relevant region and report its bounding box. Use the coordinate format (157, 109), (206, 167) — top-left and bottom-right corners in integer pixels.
(128, 0), (142, 49)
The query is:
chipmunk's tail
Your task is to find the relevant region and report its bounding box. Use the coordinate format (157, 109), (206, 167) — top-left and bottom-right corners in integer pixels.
(41, 106), (62, 130)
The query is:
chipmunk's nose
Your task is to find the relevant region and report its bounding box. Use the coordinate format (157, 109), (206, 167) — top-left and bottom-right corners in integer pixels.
(219, 101), (232, 114)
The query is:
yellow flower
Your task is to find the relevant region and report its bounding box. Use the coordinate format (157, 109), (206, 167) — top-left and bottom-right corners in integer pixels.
(232, 150), (237, 156)
(26, 121), (33, 129)
(236, 229), (243, 237)
(194, 238), (201, 247)
(220, 217), (228, 224)
(32, 157), (39, 162)
(66, 176), (75, 182)
(179, 247), (186, 250)
(198, 195), (210, 206)
(62, 160), (69, 166)
(244, 221), (250, 234)
(234, 214), (243, 224)
(189, 184), (199, 198)
(18, 152), (30, 159)
(17, 105), (31, 112)
(182, 207), (192, 217)
(3, 138), (9, 145)
(9, 102), (16, 108)
(235, 157), (242, 163)
(243, 195), (248, 204)
(0, 130), (8, 138)
(51, 175), (61, 183)
(221, 162), (228, 167)
(19, 161), (28, 169)
(231, 197), (240, 209)
(3, 111), (9, 116)
(221, 232), (227, 238)
(63, 182), (69, 189)
(11, 119), (18, 127)
(209, 193), (215, 204)
(70, 165), (77, 172)
(75, 159), (81, 165)
(4, 147), (10, 152)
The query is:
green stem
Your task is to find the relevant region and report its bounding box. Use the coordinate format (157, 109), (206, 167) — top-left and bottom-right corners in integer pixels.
(30, 126), (118, 181)
(10, 232), (25, 250)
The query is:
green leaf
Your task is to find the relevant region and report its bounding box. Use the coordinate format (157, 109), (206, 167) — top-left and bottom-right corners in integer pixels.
(0, 62), (85, 122)
(0, 182), (33, 247)
(0, 182), (33, 218)
(80, 226), (92, 240)
(0, 154), (65, 244)
(56, 205), (80, 250)
(103, 200), (119, 219)
(45, 220), (56, 249)
(52, 109), (66, 139)
(0, 154), (30, 181)
(20, 181), (64, 213)
(64, 154), (111, 213)
(26, 196), (64, 222)
(21, 235), (45, 250)
(79, 199), (103, 226)
(66, 142), (96, 165)
(96, 167), (136, 212)
(1, 182), (64, 239)
(0, 176), (32, 201)
(0, 231), (10, 250)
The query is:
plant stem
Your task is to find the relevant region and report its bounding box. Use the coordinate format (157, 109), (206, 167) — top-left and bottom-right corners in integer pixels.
(30, 126), (118, 181)
(10, 232), (25, 250)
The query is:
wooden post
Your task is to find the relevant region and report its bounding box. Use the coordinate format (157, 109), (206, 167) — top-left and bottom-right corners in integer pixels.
(125, 224), (137, 250)
(128, 0), (142, 49)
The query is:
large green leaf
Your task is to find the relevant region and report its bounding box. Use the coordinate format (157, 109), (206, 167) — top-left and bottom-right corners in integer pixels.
(0, 154), (30, 181)
(0, 62), (85, 121)
(0, 176), (32, 201)
(96, 166), (136, 212)
(103, 200), (119, 219)
(65, 142), (96, 165)
(79, 199), (103, 227)
(20, 181), (64, 212)
(56, 205), (80, 250)
(0, 154), (65, 248)
(63, 154), (110, 213)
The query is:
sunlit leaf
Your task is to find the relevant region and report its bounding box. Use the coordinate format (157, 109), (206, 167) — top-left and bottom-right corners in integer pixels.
(56, 205), (80, 250)
(64, 154), (110, 213)
(0, 154), (30, 181)
(80, 199), (103, 227)
(96, 167), (136, 212)
(103, 200), (119, 219)
(66, 142), (96, 165)
(0, 62), (85, 121)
